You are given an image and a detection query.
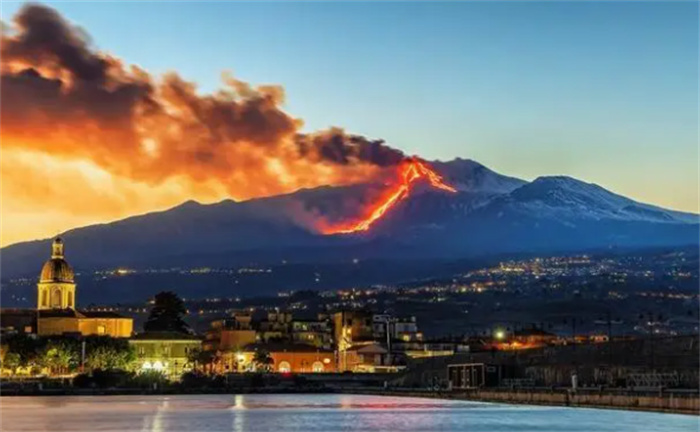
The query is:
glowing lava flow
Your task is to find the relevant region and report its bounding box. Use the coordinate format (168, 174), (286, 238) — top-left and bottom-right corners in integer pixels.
(323, 159), (457, 234)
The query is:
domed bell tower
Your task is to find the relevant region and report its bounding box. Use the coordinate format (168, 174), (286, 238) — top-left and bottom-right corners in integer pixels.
(37, 237), (76, 310)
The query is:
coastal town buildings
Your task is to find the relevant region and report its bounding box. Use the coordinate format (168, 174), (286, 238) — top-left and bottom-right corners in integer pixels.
(1, 238), (133, 338)
(203, 312), (257, 353)
(238, 342), (336, 373)
(129, 332), (202, 379)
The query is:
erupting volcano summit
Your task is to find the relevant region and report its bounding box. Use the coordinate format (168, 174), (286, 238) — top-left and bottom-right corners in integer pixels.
(321, 159), (457, 235)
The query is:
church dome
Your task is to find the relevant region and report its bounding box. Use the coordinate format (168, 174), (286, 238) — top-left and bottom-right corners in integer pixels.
(39, 237), (74, 283)
(40, 258), (74, 283)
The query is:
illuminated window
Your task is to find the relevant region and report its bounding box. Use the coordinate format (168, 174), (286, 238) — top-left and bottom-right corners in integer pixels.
(97, 325), (106, 335)
(312, 361), (324, 372)
(51, 289), (61, 308)
(278, 361), (291, 373)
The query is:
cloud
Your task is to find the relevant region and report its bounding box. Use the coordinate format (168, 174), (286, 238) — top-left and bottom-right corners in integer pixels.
(1, 4), (404, 195)
(0, 3), (406, 245)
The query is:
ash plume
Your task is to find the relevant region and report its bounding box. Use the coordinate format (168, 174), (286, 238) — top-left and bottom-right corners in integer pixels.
(1, 4), (405, 202)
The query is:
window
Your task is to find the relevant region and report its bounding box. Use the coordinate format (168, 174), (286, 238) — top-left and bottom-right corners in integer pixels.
(51, 289), (62, 308)
(97, 325), (106, 335)
(278, 361), (291, 373)
(41, 291), (48, 307)
(138, 346), (145, 356)
(312, 361), (324, 373)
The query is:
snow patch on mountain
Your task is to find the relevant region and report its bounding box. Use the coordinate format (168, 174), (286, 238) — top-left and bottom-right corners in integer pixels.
(504, 176), (697, 224)
(432, 158), (526, 194)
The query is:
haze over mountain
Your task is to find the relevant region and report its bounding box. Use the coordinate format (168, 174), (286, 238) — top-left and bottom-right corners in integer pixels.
(2, 159), (697, 281)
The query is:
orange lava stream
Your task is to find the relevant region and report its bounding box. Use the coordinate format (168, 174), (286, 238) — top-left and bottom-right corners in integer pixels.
(323, 159), (457, 234)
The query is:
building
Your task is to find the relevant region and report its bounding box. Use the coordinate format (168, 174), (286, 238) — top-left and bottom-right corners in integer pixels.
(37, 238), (76, 310)
(240, 342), (336, 373)
(0, 309), (37, 335)
(203, 312), (257, 352)
(38, 309), (133, 337)
(204, 310), (335, 372)
(33, 238), (133, 337)
(258, 311), (292, 342)
(129, 332), (202, 380)
(372, 315), (423, 342)
(334, 311), (383, 371)
(342, 342), (389, 372)
(333, 310), (374, 346)
(203, 313), (258, 373)
(290, 316), (333, 349)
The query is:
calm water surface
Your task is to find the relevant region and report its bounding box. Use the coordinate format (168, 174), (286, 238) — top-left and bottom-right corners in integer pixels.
(1, 394), (697, 432)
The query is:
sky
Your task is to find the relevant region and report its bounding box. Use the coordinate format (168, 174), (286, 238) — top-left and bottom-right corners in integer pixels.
(1, 1), (698, 246)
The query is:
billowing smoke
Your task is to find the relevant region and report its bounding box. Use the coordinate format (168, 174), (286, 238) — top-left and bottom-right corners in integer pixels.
(1, 3), (405, 202)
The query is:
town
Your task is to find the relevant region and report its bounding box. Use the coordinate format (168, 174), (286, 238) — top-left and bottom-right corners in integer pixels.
(1, 236), (697, 410)
(1, 0), (698, 429)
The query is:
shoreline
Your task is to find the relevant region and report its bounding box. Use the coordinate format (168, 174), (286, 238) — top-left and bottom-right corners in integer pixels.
(344, 388), (700, 416)
(1, 385), (697, 416)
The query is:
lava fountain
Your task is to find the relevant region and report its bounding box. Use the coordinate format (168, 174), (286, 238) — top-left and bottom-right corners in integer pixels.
(321, 158), (457, 234)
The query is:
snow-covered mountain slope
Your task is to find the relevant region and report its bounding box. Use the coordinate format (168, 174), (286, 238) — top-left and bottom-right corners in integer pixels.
(433, 158), (526, 194)
(495, 176), (698, 225)
(1, 160), (697, 278)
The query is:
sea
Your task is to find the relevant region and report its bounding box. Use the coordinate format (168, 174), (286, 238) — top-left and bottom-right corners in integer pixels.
(1, 394), (697, 432)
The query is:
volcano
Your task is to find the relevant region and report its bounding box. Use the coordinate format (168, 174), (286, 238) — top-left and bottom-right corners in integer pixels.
(1, 158), (697, 280)
(320, 158), (457, 234)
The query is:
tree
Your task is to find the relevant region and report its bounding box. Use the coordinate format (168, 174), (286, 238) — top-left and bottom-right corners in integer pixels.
(253, 349), (273, 373)
(187, 347), (216, 372)
(3, 334), (42, 373)
(144, 291), (191, 334)
(84, 337), (136, 371)
(3, 352), (21, 376)
(40, 340), (79, 376)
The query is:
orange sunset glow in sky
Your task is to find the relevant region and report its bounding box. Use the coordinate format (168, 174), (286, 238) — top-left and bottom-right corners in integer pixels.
(1, 2), (697, 247)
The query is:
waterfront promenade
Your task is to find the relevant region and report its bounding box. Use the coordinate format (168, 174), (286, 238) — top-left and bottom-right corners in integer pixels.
(2, 376), (698, 415)
(348, 387), (700, 416)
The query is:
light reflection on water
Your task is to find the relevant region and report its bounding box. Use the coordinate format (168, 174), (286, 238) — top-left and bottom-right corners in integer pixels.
(0, 394), (696, 432)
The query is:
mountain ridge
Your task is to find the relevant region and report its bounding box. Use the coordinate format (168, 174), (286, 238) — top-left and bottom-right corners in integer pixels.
(1, 158), (697, 279)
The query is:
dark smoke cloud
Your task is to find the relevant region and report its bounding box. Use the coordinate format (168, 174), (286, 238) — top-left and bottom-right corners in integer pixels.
(1, 3), (405, 198)
(295, 128), (404, 167)
(2, 4), (109, 82)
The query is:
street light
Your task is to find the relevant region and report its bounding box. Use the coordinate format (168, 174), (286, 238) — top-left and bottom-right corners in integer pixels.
(494, 329), (506, 340)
